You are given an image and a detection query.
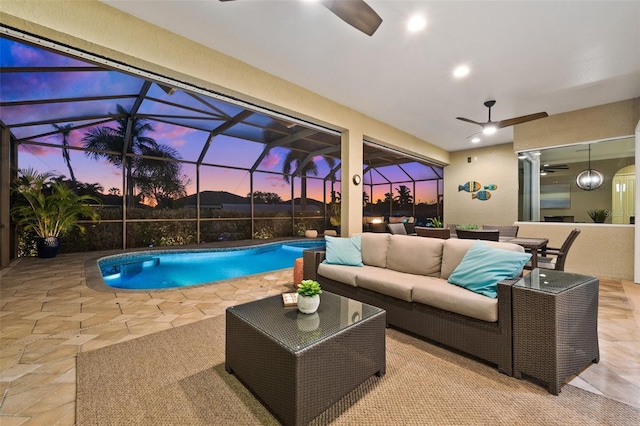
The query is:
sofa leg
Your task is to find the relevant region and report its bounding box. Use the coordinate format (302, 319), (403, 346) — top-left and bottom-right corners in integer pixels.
(498, 364), (513, 377)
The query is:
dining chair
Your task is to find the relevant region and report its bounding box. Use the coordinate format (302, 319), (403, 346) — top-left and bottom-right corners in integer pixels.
(415, 226), (451, 239)
(455, 229), (500, 242)
(387, 223), (408, 235)
(531, 228), (581, 271)
(482, 224), (519, 238)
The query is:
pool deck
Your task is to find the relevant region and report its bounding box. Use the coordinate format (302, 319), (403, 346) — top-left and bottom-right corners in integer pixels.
(1, 239), (639, 424)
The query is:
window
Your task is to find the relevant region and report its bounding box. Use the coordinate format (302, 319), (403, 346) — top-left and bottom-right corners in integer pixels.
(518, 137), (635, 224)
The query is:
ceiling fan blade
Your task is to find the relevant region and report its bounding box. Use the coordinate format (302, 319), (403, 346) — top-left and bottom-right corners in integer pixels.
(465, 131), (481, 139)
(496, 112), (548, 129)
(320, 0), (383, 36)
(456, 117), (484, 126)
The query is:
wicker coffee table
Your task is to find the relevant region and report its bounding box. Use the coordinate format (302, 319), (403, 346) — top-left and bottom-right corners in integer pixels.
(512, 269), (599, 395)
(225, 292), (386, 425)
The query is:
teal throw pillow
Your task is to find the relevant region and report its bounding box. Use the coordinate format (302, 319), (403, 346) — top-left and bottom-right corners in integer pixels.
(448, 240), (531, 298)
(323, 235), (363, 267)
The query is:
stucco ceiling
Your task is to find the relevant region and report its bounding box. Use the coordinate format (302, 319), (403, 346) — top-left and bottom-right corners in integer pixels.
(101, 0), (640, 152)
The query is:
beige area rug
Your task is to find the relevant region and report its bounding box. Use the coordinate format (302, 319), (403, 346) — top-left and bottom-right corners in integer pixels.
(77, 315), (639, 425)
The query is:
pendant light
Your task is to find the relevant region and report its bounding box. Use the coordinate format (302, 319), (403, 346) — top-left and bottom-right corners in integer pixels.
(576, 144), (603, 191)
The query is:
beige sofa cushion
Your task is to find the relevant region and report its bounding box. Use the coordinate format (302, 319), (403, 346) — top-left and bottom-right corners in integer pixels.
(412, 278), (499, 322)
(440, 238), (525, 280)
(360, 232), (390, 268)
(386, 235), (444, 277)
(317, 263), (365, 287)
(356, 268), (415, 302)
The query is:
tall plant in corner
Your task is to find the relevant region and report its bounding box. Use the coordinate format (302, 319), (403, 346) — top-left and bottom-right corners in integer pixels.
(11, 168), (101, 258)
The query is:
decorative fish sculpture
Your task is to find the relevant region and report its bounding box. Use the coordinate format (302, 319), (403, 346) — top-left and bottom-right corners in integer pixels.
(484, 184), (498, 190)
(472, 190), (491, 201)
(458, 181), (482, 192)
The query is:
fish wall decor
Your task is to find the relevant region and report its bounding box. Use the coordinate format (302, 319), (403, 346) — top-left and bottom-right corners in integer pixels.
(484, 184), (498, 190)
(458, 181), (481, 192)
(472, 190), (491, 201)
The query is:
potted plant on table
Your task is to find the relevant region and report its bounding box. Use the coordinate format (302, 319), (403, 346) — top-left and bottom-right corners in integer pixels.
(297, 279), (322, 314)
(587, 209), (608, 223)
(11, 168), (101, 258)
(429, 217), (443, 228)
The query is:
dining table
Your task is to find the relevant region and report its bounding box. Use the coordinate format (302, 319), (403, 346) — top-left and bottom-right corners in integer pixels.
(501, 236), (549, 269)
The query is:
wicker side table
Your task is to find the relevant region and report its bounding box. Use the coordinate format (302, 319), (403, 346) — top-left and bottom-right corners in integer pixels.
(512, 269), (599, 395)
(226, 292), (386, 425)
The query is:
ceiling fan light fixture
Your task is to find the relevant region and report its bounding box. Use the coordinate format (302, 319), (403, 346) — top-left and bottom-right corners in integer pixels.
(482, 124), (497, 135)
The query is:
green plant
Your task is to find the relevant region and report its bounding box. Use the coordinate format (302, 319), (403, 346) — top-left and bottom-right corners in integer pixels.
(297, 279), (322, 297)
(11, 168), (101, 239)
(588, 209), (608, 223)
(430, 217), (443, 228)
(456, 224), (479, 230)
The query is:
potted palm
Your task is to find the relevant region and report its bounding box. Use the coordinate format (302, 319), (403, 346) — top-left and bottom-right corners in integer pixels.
(11, 168), (101, 258)
(296, 279), (322, 314)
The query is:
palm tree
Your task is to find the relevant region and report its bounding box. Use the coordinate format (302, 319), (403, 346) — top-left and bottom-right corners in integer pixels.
(133, 146), (189, 208)
(281, 149), (336, 211)
(52, 123), (76, 190)
(394, 185), (414, 209)
(82, 104), (183, 207)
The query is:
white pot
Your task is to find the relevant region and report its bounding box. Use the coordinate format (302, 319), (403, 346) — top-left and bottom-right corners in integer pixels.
(297, 294), (320, 314)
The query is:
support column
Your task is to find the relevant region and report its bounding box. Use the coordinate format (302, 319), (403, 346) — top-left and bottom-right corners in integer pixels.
(1, 126), (12, 267)
(341, 130), (363, 236)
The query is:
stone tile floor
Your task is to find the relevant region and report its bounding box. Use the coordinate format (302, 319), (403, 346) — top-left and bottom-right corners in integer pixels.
(1, 248), (639, 425)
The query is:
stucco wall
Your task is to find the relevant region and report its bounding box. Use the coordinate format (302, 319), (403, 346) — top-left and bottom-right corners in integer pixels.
(514, 98), (640, 151)
(443, 143), (519, 226)
(515, 222), (634, 280)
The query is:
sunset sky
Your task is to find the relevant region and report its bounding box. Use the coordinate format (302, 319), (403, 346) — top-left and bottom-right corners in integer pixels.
(2, 36), (440, 204)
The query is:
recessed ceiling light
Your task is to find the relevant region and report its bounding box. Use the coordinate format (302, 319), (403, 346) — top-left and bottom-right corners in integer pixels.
(471, 137), (481, 143)
(453, 65), (470, 78)
(407, 15), (426, 32)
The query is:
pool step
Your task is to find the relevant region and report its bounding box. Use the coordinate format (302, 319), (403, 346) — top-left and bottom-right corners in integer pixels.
(102, 257), (160, 280)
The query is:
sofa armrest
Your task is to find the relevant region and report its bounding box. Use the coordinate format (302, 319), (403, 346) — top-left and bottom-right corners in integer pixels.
(303, 249), (326, 281)
(497, 279), (517, 327)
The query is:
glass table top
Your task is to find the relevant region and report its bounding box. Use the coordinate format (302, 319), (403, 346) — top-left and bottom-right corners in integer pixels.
(227, 291), (384, 352)
(514, 268), (597, 294)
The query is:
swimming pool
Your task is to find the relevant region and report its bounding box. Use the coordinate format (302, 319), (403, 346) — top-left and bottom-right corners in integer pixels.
(98, 240), (325, 290)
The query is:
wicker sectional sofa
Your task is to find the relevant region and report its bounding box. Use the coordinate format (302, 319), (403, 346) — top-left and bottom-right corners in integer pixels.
(303, 232), (527, 375)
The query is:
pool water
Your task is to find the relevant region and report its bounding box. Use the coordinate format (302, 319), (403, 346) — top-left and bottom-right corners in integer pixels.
(98, 240), (325, 290)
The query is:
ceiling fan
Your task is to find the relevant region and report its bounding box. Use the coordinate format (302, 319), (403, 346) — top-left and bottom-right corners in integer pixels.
(457, 100), (548, 136)
(540, 164), (569, 174)
(218, 0), (383, 36)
